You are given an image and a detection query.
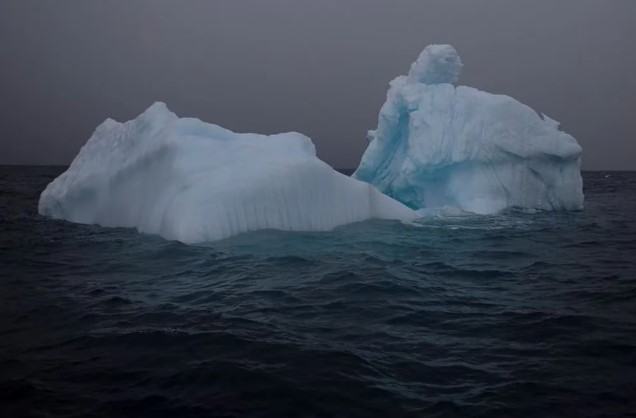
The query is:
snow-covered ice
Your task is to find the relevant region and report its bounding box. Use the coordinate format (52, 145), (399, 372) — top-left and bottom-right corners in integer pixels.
(39, 103), (416, 243)
(354, 44), (584, 214)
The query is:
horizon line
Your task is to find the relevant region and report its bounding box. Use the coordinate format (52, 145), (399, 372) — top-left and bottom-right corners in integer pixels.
(0, 164), (634, 173)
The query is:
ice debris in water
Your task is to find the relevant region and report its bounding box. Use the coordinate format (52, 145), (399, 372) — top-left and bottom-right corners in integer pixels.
(38, 103), (416, 243)
(354, 44), (584, 214)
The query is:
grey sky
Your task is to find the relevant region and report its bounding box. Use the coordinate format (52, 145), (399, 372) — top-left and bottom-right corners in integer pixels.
(1, 0), (634, 169)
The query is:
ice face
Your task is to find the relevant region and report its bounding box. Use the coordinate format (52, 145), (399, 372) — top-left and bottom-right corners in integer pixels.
(354, 45), (584, 214)
(39, 103), (416, 243)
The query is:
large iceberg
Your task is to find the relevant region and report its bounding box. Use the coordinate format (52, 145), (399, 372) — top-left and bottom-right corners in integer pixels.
(39, 103), (416, 243)
(354, 44), (584, 214)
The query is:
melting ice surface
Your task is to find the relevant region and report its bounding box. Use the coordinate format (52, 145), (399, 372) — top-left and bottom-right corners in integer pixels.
(354, 44), (584, 214)
(39, 103), (416, 243)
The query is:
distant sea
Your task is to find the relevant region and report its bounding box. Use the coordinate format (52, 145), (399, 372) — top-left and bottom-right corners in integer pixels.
(1, 166), (635, 418)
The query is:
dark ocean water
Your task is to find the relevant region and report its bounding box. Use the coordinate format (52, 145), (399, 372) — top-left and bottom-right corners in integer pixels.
(1, 166), (635, 418)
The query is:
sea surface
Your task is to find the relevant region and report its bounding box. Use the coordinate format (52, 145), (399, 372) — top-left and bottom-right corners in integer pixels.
(1, 166), (635, 418)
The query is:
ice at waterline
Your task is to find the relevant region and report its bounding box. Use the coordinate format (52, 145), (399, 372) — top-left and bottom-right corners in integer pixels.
(354, 45), (583, 214)
(39, 44), (583, 242)
(38, 103), (417, 243)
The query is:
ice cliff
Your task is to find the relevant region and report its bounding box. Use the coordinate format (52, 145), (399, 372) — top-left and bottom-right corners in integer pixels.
(354, 44), (584, 214)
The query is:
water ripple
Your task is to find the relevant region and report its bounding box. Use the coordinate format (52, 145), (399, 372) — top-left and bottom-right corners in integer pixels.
(1, 168), (636, 417)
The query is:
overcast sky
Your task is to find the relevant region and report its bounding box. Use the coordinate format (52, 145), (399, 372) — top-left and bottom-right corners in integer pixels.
(1, 0), (634, 169)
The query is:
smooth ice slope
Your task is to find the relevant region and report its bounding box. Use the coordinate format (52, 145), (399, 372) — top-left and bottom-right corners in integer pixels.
(39, 103), (416, 243)
(355, 45), (584, 214)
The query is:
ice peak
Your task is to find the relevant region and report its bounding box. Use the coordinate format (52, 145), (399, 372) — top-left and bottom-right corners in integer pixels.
(135, 101), (179, 126)
(143, 101), (173, 116)
(355, 43), (583, 214)
(407, 44), (463, 85)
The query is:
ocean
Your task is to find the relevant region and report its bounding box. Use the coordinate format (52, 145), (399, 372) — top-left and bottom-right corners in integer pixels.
(1, 166), (635, 418)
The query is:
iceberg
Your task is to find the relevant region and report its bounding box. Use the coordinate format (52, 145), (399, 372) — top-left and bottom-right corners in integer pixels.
(39, 103), (416, 243)
(354, 44), (584, 214)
